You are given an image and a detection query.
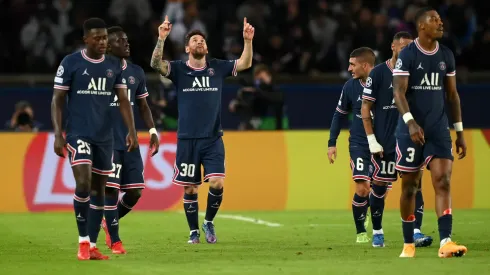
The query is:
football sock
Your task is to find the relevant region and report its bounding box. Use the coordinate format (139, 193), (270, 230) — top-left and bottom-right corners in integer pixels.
(73, 191), (90, 240)
(205, 187), (223, 222)
(414, 189), (424, 230)
(369, 184), (387, 231)
(183, 193), (199, 231)
(118, 193), (138, 219)
(352, 194), (369, 234)
(88, 193), (104, 246)
(402, 215), (415, 243)
(104, 195), (120, 244)
(438, 209), (452, 245)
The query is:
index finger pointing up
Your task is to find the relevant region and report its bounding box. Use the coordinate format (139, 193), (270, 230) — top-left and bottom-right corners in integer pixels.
(244, 17), (247, 25)
(164, 15), (169, 23)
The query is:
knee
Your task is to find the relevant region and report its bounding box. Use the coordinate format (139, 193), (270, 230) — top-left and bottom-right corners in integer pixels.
(184, 185), (199, 195)
(125, 189), (143, 200)
(75, 175), (91, 193)
(433, 172), (451, 193)
(402, 183), (418, 198)
(105, 187), (119, 199)
(354, 180), (370, 197)
(209, 177), (224, 189)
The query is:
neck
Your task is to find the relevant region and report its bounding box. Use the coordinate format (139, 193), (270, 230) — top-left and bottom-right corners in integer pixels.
(390, 56), (396, 69)
(188, 56), (206, 68)
(417, 35), (437, 52)
(85, 48), (103, 60)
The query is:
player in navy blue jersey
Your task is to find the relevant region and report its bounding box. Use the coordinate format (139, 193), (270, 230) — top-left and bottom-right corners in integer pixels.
(393, 7), (467, 258)
(98, 26), (160, 255)
(328, 47), (375, 244)
(150, 15), (254, 244)
(51, 18), (138, 260)
(361, 31), (433, 248)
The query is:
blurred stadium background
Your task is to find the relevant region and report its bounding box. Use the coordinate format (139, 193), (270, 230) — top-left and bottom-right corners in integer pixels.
(1, 0), (489, 273)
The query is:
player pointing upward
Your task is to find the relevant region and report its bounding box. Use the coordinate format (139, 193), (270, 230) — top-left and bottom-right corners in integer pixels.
(150, 16), (254, 244)
(393, 7), (467, 258)
(51, 18), (138, 260)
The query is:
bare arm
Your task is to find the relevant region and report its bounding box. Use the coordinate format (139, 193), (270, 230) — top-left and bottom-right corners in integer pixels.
(116, 88), (136, 135)
(236, 40), (253, 72)
(361, 100), (374, 136)
(445, 76), (463, 126)
(150, 38), (169, 76)
(393, 75), (411, 116)
(136, 98), (155, 130)
(51, 89), (66, 137)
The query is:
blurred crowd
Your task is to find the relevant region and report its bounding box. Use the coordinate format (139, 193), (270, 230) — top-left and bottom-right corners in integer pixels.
(0, 0), (489, 77)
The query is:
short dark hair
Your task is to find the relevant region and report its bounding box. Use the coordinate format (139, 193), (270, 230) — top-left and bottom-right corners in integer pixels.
(350, 47), (376, 66)
(414, 7), (435, 26)
(15, 100), (31, 111)
(185, 30), (206, 46)
(83, 18), (106, 34)
(108, 26), (124, 36)
(393, 31), (413, 41)
(253, 64), (271, 77)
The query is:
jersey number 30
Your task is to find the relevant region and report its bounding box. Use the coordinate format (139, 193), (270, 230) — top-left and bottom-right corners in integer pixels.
(180, 163), (196, 177)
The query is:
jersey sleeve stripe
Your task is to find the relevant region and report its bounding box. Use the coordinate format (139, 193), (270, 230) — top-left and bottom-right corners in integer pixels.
(446, 71), (456, 76)
(393, 69), (409, 76)
(232, 60), (238, 77)
(136, 92), (149, 99)
(115, 84), (127, 89)
(54, 85), (69, 90)
(335, 107), (348, 114)
(164, 60), (171, 77)
(362, 95), (376, 102)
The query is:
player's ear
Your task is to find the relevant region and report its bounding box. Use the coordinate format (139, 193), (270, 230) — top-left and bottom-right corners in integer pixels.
(185, 45), (189, 54)
(391, 42), (395, 52)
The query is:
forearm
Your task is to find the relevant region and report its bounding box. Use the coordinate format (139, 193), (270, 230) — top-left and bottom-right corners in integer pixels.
(119, 99), (136, 134)
(237, 40), (253, 71)
(51, 93), (65, 136)
(150, 38), (168, 75)
(361, 101), (374, 136)
(447, 93), (463, 124)
(328, 112), (345, 147)
(138, 100), (156, 129)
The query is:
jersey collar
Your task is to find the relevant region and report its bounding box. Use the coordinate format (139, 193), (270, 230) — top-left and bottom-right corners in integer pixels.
(385, 59), (393, 72)
(414, 38), (439, 56)
(186, 60), (207, 71)
(81, 49), (105, 63)
(121, 58), (128, 70)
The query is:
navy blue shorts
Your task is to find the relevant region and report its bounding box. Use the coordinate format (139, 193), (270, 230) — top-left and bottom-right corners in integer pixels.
(66, 136), (113, 175)
(107, 149), (145, 190)
(396, 134), (453, 172)
(371, 152), (398, 183)
(350, 150), (372, 182)
(173, 137), (225, 186)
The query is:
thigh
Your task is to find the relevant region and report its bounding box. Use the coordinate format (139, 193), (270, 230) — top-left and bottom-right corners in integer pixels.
(173, 139), (202, 186)
(350, 150), (371, 181)
(424, 137), (454, 170)
(120, 148), (145, 190)
(92, 143), (113, 176)
(371, 152), (398, 183)
(395, 136), (424, 172)
(107, 150), (123, 189)
(66, 136), (93, 166)
(200, 137), (225, 182)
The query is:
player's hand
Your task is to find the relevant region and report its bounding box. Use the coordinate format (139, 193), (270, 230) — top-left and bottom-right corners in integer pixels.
(243, 17), (255, 41)
(328, 147), (337, 164)
(53, 134), (66, 158)
(149, 133), (160, 157)
(126, 132), (139, 152)
(158, 15), (172, 40)
(407, 120), (425, 146)
(367, 134), (383, 158)
(455, 133), (467, 159)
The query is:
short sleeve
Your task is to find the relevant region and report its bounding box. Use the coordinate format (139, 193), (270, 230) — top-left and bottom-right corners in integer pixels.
(393, 48), (412, 76)
(362, 69), (379, 102)
(336, 84), (350, 114)
(114, 68), (127, 89)
(53, 56), (72, 91)
(164, 60), (179, 81)
(445, 49), (456, 77)
(216, 59), (238, 77)
(135, 68), (149, 99)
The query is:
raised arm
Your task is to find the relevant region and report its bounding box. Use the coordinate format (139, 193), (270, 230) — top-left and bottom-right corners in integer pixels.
(445, 75), (466, 159)
(51, 89), (67, 157)
(236, 17), (254, 72)
(150, 15), (172, 76)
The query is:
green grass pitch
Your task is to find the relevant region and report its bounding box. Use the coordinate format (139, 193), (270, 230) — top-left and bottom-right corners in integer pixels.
(0, 210), (489, 274)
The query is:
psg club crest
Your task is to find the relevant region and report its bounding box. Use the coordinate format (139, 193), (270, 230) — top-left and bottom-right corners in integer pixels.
(395, 59), (402, 70)
(366, 77), (372, 87)
(129, 76), (135, 84)
(106, 69), (114, 78)
(207, 68), (215, 76)
(439, 62), (446, 71)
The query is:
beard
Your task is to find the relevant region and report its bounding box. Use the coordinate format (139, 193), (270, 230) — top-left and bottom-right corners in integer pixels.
(190, 48), (206, 59)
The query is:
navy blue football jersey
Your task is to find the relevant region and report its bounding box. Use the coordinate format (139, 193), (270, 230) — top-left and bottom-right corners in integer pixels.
(334, 78), (369, 150)
(362, 60), (398, 153)
(110, 59), (149, 150)
(54, 49), (126, 144)
(164, 59), (237, 139)
(393, 38), (455, 137)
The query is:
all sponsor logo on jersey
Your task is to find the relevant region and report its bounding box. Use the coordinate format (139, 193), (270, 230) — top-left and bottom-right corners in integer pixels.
(183, 76), (218, 92)
(412, 72), (442, 91)
(77, 77), (112, 95)
(23, 133), (183, 211)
